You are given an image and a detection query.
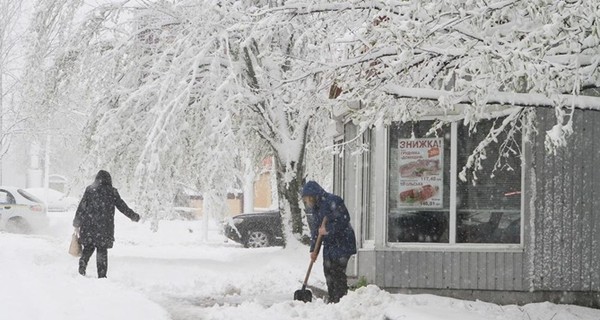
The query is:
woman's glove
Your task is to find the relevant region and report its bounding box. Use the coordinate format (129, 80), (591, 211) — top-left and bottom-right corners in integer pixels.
(131, 213), (141, 222)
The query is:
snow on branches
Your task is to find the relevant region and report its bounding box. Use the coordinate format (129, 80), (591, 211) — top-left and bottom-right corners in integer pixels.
(273, 0), (599, 174)
(33, 0), (599, 226)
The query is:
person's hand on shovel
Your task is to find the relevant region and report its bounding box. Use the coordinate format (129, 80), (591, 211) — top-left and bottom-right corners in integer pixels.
(310, 223), (329, 262)
(318, 224), (329, 237)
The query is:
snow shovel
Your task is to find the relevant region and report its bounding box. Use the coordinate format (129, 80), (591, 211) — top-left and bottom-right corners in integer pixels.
(294, 217), (327, 302)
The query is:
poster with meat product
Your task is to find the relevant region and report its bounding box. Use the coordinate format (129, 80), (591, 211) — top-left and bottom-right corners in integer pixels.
(398, 138), (443, 208)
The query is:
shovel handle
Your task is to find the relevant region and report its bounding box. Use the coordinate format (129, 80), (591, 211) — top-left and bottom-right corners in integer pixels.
(302, 217), (327, 288)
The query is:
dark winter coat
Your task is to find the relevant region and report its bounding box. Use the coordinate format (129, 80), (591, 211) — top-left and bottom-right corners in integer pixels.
(73, 170), (140, 248)
(303, 181), (357, 260)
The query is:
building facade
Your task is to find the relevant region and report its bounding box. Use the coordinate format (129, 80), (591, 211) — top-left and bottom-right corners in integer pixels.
(336, 107), (600, 307)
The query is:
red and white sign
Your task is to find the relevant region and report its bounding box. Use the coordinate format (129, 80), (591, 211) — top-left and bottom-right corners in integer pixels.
(397, 138), (444, 208)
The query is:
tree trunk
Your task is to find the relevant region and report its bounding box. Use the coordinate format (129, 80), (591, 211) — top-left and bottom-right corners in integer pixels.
(274, 121), (310, 242)
(275, 161), (304, 235)
(242, 157), (255, 213)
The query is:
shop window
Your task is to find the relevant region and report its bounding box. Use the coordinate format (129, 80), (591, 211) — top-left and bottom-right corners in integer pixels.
(456, 120), (521, 244)
(387, 117), (522, 245)
(388, 121), (451, 243)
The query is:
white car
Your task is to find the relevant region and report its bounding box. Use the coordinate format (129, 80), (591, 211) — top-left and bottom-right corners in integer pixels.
(25, 188), (79, 212)
(0, 186), (48, 233)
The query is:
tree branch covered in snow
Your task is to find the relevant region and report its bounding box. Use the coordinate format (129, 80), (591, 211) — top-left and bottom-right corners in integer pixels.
(32, 0), (600, 234)
(49, 1), (334, 237)
(0, 0), (28, 160)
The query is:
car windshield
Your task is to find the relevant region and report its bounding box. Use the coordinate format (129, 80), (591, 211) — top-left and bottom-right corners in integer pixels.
(18, 189), (44, 203)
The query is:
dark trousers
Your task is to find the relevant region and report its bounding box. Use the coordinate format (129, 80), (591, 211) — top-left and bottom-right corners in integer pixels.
(323, 256), (349, 303)
(79, 245), (108, 278)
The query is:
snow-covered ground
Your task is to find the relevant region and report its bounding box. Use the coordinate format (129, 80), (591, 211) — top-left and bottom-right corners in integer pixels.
(2, 212), (599, 320)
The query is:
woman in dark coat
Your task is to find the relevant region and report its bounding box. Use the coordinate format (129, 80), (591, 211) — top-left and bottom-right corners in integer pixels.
(73, 170), (140, 278)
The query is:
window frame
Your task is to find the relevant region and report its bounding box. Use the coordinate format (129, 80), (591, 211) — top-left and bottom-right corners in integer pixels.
(385, 119), (525, 252)
(361, 129), (375, 246)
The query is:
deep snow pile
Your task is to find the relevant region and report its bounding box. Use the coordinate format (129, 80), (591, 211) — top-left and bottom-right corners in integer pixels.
(1, 212), (599, 320)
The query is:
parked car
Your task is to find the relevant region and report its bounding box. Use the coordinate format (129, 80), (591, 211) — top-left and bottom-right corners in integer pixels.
(223, 211), (285, 248)
(0, 186), (48, 233)
(24, 188), (79, 212)
(223, 210), (315, 248)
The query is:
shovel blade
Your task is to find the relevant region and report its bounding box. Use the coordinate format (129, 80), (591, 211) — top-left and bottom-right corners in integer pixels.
(294, 289), (312, 302)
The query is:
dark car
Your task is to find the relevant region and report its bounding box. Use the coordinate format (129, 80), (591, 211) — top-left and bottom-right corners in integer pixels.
(223, 210), (314, 248)
(223, 211), (285, 248)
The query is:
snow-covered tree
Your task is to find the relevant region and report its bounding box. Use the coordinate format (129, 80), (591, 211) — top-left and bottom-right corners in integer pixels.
(0, 0), (28, 181)
(264, 0), (599, 181)
(65, 2), (241, 224)
(39, 0), (599, 241)
(16, 0), (89, 190)
(54, 1), (336, 240)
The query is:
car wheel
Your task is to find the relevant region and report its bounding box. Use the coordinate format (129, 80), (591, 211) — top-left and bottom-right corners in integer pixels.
(6, 217), (31, 234)
(245, 231), (270, 248)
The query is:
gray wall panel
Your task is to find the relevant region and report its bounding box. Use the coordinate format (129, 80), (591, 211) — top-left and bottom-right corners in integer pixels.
(408, 251), (420, 287)
(398, 251), (409, 288)
(357, 251), (377, 284)
(551, 144), (564, 290)
(443, 252), (453, 289)
(532, 108), (599, 292)
(540, 109), (555, 290)
(384, 251), (395, 288)
(487, 252), (496, 290)
(593, 111), (600, 292)
(452, 253), (461, 289)
(571, 111), (583, 290)
(564, 123), (575, 291)
(581, 111), (593, 291)
(496, 253), (505, 291)
(376, 251), (385, 285)
(459, 252), (469, 289)
(434, 252), (444, 288)
(477, 252), (487, 290)
(417, 252), (427, 288)
(533, 108), (546, 290)
(514, 253), (523, 291)
(426, 252), (435, 288)
(374, 251), (525, 291)
(469, 252), (478, 290)
(505, 253), (514, 291)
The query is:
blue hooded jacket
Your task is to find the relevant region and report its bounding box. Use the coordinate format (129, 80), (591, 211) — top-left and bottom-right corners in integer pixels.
(302, 181), (357, 260)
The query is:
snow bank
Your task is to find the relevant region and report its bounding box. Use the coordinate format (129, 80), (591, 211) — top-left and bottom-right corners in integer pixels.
(0, 232), (169, 320)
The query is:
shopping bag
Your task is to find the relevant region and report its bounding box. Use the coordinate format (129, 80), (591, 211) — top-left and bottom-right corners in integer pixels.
(68, 233), (82, 257)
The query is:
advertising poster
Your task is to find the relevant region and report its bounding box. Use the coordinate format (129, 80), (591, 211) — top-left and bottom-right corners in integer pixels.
(398, 138), (444, 208)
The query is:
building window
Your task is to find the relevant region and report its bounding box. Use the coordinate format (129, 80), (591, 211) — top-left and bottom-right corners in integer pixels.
(388, 121), (451, 243)
(362, 129), (375, 242)
(456, 120), (521, 244)
(387, 117), (522, 245)
(338, 121), (375, 244)
(332, 137), (344, 197)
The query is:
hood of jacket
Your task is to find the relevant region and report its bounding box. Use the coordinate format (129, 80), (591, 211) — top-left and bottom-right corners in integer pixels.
(301, 180), (326, 197)
(94, 170), (113, 187)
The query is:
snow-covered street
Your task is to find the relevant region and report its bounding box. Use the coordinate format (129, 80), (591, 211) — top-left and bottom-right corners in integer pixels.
(1, 212), (598, 320)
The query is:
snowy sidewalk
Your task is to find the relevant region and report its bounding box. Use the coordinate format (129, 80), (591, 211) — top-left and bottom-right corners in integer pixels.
(1, 212), (599, 320)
